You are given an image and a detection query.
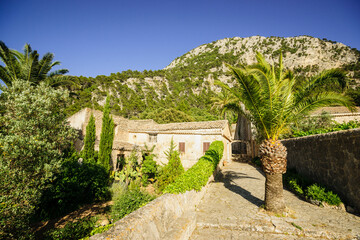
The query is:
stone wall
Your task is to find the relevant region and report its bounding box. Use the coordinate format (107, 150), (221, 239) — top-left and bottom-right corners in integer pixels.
(281, 129), (360, 212)
(90, 174), (217, 240)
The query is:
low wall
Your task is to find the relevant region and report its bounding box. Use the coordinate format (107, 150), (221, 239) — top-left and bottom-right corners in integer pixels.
(281, 128), (360, 212)
(90, 168), (219, 240)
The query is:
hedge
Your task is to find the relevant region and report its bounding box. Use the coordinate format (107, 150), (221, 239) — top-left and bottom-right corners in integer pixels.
(164, 141), (224, 194)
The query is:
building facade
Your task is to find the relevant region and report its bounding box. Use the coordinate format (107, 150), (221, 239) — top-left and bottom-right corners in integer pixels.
(68, 108), (232, 169)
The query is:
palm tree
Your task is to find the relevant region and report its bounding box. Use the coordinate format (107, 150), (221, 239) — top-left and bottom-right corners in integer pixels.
(0, 41), (73, 87)
(211, 89), (237, 120)
(217, 52), (354, 213)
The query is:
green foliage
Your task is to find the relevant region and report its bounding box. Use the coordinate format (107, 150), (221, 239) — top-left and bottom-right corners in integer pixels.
(218, 52), (354, 141)
(44, 217), (97, 240)
(291, 120), (360, 138)
(110, 181), (127, 201)
(156, 140), (185, 191)
(140, 107), (195, 123)
(111, 189), (155, 222)
(251, 156), (262, 167)
(306, 184), (342, 206)
(36, 152), (111, 220)
(164, 141), (224, 194)
(98, 95), (115, 172)
(0, 80), (77, 239)
(83, 113), (96, 163)
(0, 41), (71, 88)
(116, 149), (141, 186)
(141, 155), (158, 186)
(0, 166), (38, 240)
(346, 87), (360, 106)
(283, 170), (342, 206)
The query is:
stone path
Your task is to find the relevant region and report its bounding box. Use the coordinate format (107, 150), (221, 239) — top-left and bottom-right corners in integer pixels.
(190, 162), (360, 240)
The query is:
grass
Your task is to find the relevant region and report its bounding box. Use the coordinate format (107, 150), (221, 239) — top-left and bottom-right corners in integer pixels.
(290, 222), (303, 231)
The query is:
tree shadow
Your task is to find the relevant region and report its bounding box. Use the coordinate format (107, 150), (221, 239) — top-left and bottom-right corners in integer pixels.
(215, 169), (264, 207)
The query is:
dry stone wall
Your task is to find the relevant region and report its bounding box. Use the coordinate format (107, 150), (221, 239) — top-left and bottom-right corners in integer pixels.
(281, 129), (360, 212)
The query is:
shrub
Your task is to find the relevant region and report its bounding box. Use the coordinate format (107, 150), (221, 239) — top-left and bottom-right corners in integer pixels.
(306, 184), (342, 206)
(110, 181), (127, 201)
(141, 155), (158, 186)
(164, 141), (224, 194)
(290, 120), (360, 138)
(156, 140), (185, 191)
(283, 170), (342, 206)
(111, 189), (155, 222)
(44, 217), (97, 240)
(0, 80), (77, 239)
(36, 153), (111, 220)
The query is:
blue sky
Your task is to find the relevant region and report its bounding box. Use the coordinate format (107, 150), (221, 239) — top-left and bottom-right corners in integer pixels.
(1, 0), (360, 77)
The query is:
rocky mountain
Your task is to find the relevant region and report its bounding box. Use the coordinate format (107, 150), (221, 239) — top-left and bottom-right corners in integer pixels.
(68, 36), (360, 121)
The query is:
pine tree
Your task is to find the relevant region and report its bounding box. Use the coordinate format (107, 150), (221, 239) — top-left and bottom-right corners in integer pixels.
(83, 113), (96, 163)
(98, 96), (115, 172)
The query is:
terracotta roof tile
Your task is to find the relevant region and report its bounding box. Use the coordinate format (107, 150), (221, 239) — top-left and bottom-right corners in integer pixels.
(311, 107), (360, 115)
(127, 120), (229, 132)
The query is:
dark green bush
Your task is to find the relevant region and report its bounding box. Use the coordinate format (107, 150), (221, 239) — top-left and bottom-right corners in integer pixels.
(251, 156), (262, 167)
(291, 120), (360, 138)
(306, 184), (342, 206)
(157, 151), (185, 191)
(164, 141), (224, 194)
(36, 153), (111, 220)
(283, 170), (342, 206)
(0, 166), (39, 240)
(44, 217), (97, 240)
(141, 155), (158, 186)
(111, 189), (155, 222)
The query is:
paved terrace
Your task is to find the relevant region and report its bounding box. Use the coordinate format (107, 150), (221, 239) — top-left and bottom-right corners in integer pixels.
(190, 162), (360, 240)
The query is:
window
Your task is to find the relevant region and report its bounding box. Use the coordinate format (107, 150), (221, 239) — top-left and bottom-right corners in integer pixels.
(203, 142), (210, 153)
(179, 142), (185, 153)
(149, 134), (157, 143)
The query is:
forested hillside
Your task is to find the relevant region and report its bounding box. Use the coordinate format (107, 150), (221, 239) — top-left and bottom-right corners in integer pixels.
(66, 36), (360, 122)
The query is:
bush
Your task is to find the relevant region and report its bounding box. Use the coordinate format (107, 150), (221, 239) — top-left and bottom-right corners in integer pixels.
(157, 151), (185, 192)
(141, 155), (158, 186)
(111, 189), (155, 222)
(291, 120), (360, 138)
(0, 80), (77, 239)
(44, 217), (97, 240)
(306, 184), (342, 206)
(36, 153), (111, 220)
(283, 170), (342, 206)
(164, 141), (224, 194)
(0, 166), (39, 240)
(110, 181), (127, 201)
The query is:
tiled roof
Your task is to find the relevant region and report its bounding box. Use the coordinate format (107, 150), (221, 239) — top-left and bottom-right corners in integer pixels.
(112, 141), (139, 150)
(311, 107), (360, 115)
(127, 120), (229, 133)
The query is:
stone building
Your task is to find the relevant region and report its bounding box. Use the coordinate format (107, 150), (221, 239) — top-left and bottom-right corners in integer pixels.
(311, 106), (360, 123)
(68, 108), (232, 169)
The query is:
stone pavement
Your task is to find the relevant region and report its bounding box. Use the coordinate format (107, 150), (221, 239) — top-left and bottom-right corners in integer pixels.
(190, 162), (360, 240)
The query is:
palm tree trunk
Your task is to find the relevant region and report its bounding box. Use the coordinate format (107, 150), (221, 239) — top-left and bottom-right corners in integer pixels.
(265, 173), (285, 213)
(259, 139), (287, 213)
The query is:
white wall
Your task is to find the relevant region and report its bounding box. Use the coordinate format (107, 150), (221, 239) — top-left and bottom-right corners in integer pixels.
(128, 131), (230, 169)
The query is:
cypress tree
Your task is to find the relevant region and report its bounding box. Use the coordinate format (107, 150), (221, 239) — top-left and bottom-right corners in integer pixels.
(98, 96), (115, 172)
(83, 113), (96, 163)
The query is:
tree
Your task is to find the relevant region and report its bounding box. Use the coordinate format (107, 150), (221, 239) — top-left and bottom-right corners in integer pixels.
(98, 96), (115, 172)
(217, 52), (354, 213)
(157, 139), (185, 191)
(0, 79), (77, 239)
(211, 89), (236, 119)
(83, 113), (96, 163)
(0, 41), (72, 88)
